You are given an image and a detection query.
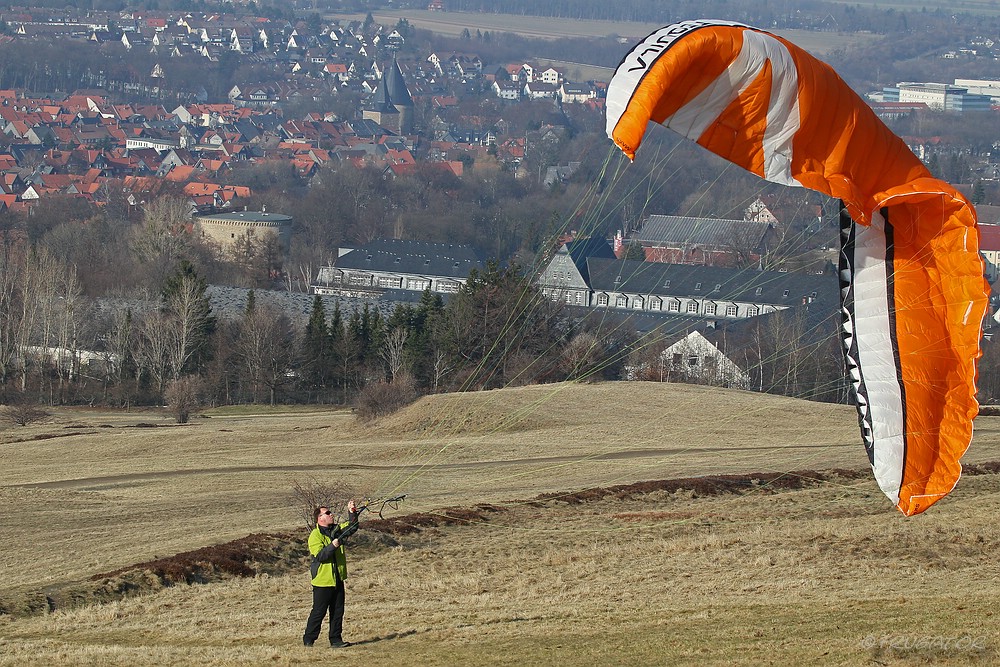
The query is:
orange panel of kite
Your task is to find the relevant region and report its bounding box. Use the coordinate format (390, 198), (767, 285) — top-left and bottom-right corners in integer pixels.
(607, 20), (989, 515)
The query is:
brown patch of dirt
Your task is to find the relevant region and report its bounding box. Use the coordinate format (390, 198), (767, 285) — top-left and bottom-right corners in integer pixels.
(365, 503), (507, 535)
(7, 431), (92, 444)
(92, 531), (303, 584)
(964, 461), (1000, 474)
(8, 463), (1000, 617)
(531, 468), (871, 505)
(612, 511), (719, 521)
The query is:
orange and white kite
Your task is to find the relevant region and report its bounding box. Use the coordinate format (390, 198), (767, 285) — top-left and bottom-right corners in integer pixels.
(607, 20), (989, 515)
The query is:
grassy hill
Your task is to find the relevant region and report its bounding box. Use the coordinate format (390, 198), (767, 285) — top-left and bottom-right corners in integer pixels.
(2, 382), (1000, 665)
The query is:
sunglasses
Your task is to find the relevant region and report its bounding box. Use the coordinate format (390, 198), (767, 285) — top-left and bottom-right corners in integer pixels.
(321, 510), (333, 516)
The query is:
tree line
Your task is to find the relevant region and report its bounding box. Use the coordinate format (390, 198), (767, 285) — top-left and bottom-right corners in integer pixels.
(1, 233), (860, 415)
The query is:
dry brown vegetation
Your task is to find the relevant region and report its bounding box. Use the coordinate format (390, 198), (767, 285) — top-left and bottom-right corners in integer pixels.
(344, 10), (879, 54)
(2, 382), (1000, 665)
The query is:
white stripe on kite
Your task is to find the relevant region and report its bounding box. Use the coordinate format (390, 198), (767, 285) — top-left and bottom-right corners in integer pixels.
(852, 210), (904, 505)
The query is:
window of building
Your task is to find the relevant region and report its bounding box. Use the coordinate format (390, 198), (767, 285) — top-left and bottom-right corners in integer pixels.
(726, 304), (738, 317)
(695, 282), (702, 290)
(755, 287), (763, 295)
(782, 289), (789, 297)
(597, 293), (609, 306)
(633, 296), (644, 309)
(687, 301), (699, 313)
(705, 302), (717, 315)
(668, 300), (680, 312)
(748, 305), (760, 316)
(616, 295), (628, 308)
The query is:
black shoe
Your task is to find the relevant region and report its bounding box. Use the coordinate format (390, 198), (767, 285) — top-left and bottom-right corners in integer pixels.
(330, 641), (352, 648)
(303, 640), (314, 647)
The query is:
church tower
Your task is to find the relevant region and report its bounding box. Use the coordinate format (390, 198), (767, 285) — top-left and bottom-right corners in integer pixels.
(362, 57), (413, 135)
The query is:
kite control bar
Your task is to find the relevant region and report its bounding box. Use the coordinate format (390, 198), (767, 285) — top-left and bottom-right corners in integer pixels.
(331, 496), (406, 542)
(357, 494), (406, 520)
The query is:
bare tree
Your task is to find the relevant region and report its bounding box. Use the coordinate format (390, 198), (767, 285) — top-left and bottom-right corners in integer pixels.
(430, 347), (453, 393)
(163, 270), (213, 381)
(14, 249), (47, 392)
(722, 221), (771, 269)
(136, 310), (172, 398)
(132, 196), (191, 262)
(101, 303), (136, 407)
(50, 261), (84, 400)
(0, 244), (22, 390)
(164, 375), (205, 423)
(559, 331), (602, 381)
(237, 303), (296, 404)
(289, 478), (359, 529)
(0, 403), (49, 426)
(380, 326), (408, 382)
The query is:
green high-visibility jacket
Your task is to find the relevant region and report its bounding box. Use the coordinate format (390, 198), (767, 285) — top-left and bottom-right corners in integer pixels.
(308, 513), (358, 586)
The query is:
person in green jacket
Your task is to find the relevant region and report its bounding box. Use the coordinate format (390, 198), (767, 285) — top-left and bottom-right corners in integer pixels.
(302, 499), (359, 648)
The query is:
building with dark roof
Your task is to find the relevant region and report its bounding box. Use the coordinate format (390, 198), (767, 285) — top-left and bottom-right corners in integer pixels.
(629, 214), (773, 267)
(537, 237), (836, 322)
(536, 237), (616, 306)
(362, 58), (413, 135)
(313, 238), (484, 296)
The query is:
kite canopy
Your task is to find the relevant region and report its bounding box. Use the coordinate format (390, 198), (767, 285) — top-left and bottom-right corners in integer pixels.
(607, 20), (989, 515)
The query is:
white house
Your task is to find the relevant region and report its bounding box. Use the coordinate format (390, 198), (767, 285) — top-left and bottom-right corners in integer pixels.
(493, 80), (521, 101)
(559, 83), (595, 104)
(537, 67), (562, 85)
(523, 82), (558, 100)
(624, 330), (751, 389)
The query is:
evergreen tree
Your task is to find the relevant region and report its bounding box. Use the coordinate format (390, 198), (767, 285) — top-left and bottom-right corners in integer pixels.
(973, 179), (986, 205)
(301, 295), (330, 391)
(245, 289), (256, 316)
(328, 302), (352, 399)
(346, 308), (366, 390)
(407, 290), (446, 387)
(444, 262), (562, 390)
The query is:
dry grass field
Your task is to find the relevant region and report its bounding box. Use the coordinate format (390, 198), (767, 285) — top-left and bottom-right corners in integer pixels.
(823, 0), (1000, 15)
(2, 382), (1000, 665)
(339, 10), (879, 57)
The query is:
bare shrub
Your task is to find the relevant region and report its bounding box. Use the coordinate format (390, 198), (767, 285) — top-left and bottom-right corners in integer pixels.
(0, 403), (49, 427)
(289, 479), (359, 528)
(164, 375), (206, 424)
(353, 371), (420, 423)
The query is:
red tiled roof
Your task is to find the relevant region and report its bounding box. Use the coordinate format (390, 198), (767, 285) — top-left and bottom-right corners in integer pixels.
(979, 223), (1000, 251)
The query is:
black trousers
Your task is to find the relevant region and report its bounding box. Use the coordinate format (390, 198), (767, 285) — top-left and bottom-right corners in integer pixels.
(303, 581), (346, 645)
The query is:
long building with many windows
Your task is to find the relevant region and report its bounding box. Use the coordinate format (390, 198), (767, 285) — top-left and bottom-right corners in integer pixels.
(881, 82), (992, 112)
(537, 239), (835, 321)
(312, 238), (484, 296)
